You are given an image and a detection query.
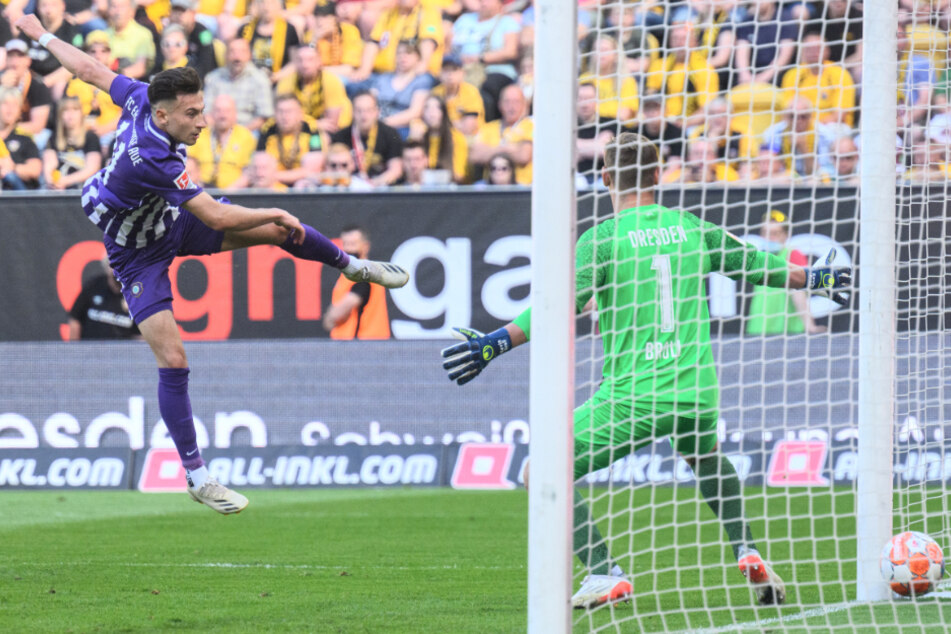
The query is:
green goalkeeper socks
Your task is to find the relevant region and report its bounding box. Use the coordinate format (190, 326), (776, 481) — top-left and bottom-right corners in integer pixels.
(573, 489), (613, 576)
(694, 454), (757, 560)
(571, 456), (753, 575)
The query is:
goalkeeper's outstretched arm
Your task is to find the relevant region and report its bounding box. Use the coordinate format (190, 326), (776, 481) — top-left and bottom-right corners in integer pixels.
(440, 322), (528, 386)
(706, 223), (851, 303)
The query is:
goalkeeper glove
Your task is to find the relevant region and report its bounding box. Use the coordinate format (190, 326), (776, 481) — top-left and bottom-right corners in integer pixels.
(441, 326), (512, 386)
(805, 248), (852, 306)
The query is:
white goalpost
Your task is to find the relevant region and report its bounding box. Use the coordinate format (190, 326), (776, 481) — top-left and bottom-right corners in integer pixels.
(855, 0), (897, 604)
(527, 1), (576, 632)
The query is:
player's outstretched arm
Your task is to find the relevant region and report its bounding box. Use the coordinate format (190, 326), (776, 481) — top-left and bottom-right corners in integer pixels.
(441, 323), (527, 386)
(184, 192), (305, 242)
(706, 223), (852, 305)
(15, 15), (117, 94)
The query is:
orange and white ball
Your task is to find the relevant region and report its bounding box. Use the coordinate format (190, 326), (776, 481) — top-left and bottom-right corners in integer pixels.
(880, 531), (945, 597)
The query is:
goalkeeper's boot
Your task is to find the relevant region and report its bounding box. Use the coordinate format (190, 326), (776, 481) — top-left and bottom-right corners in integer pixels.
(343, 258), (409, 289)
(738, 547), (786, 605)
(571, 574), (632, 609)
(187, 477), (249, 515)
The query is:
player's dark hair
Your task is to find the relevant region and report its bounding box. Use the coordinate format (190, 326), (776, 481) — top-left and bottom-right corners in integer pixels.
(148, 67), (202, 107)
(604, 132), (659, 191)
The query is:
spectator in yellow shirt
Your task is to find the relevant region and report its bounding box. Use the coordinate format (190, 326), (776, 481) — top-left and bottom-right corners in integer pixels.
(199, 0), (249, 42)
(645, 21), (719, 129)
(106, 0), (156, 80)
(781, 29), (856, 127)
(662, 137), (739, 185)
(759, 96), (818, 179)
(256, 94), (328, 186)
(470, 84), (532, 185)
(432, 53), (484, 137)
(687, 98), (754, 166)
(276, 44), (352, 134)
(579, 34), (638, 125)
(352, 0), (444, 83)
(188, 94), (256, 188)
(408, 94), (468, 183)
(307, 2), (363, 80)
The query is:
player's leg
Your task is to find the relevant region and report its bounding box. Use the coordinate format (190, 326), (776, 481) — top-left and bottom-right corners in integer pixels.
(220, 223), (409, 288)
(563, 395), (638, 609)
(110, 213), (250, 515)
(136, 310), (248, 515)
(675, 420), (785, 604)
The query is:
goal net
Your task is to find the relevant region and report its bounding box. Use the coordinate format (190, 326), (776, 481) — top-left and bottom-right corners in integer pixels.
(531, 0), (951, 631)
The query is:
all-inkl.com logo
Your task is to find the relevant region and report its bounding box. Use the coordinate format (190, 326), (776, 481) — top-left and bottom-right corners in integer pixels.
(130, 281), (144, 296)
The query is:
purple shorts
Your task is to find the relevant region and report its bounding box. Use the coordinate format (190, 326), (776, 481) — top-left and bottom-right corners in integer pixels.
(104, 210), (225, 324)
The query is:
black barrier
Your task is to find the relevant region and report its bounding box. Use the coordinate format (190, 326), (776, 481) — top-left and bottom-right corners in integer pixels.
(1, 187), (947, 341)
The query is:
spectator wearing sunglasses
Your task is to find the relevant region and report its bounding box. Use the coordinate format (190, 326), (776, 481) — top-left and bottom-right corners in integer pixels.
(478, 152), (517, 186)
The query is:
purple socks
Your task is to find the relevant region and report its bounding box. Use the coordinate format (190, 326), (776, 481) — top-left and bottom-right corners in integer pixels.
(157, 367), (203, 470)
(281, 224), (350, 269)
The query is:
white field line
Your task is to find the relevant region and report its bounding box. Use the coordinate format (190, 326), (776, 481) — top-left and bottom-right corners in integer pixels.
(690, 601), (859, 633)
(3, 561), (524, 572)
(694, 589), (951, 634)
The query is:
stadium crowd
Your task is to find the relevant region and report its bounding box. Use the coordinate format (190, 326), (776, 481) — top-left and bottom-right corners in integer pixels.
(0, 0), (947, 192)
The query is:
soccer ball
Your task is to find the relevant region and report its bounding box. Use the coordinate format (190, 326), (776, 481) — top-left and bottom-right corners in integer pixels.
(880, 531), (945, 597)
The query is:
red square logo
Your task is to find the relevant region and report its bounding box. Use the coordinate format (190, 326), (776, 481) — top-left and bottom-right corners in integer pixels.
(174, 170), (192, 190)
(766, 440), (829, 487)
(138, 448), (187, 492)
(451, 443), (516, 489)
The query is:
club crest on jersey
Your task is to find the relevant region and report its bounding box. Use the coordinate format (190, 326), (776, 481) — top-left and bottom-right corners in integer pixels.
(130, 281), (144, 297)
(174, 170), (192, 190)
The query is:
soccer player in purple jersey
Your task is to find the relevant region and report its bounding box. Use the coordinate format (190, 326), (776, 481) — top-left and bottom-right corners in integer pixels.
(17, 15), (410, 515)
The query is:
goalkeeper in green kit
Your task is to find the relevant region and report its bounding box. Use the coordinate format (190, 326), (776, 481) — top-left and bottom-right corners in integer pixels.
(441, 132), (852, 609)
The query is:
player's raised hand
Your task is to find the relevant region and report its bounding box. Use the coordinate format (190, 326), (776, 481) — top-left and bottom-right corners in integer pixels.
(441, 326), (512, 386)
(274, 210), (305, 245)
(806, 248), (852, 306)
(15, 15), (46, 41)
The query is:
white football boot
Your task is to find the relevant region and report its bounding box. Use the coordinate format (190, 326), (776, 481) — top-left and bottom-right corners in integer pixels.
(737, 547), (786, 605)
(571, 574), (633, 609)
(187, 477), (249, 515)
(344, 258), (410, 289)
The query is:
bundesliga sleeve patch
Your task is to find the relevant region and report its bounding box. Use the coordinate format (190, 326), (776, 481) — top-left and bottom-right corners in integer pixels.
(174, 170), (193, 190)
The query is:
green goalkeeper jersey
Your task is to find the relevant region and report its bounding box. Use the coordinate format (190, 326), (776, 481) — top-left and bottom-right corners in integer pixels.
(513, 204), (789, 417)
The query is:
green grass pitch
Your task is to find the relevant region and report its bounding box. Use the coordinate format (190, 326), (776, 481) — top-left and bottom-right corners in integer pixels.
(1, 487), (950, 632)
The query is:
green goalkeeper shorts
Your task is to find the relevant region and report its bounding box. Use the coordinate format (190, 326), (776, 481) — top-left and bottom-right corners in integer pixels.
(572, 392), (719, 480)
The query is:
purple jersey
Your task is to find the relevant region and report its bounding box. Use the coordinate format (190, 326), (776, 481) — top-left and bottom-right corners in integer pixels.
(81, 75), (203, 249)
